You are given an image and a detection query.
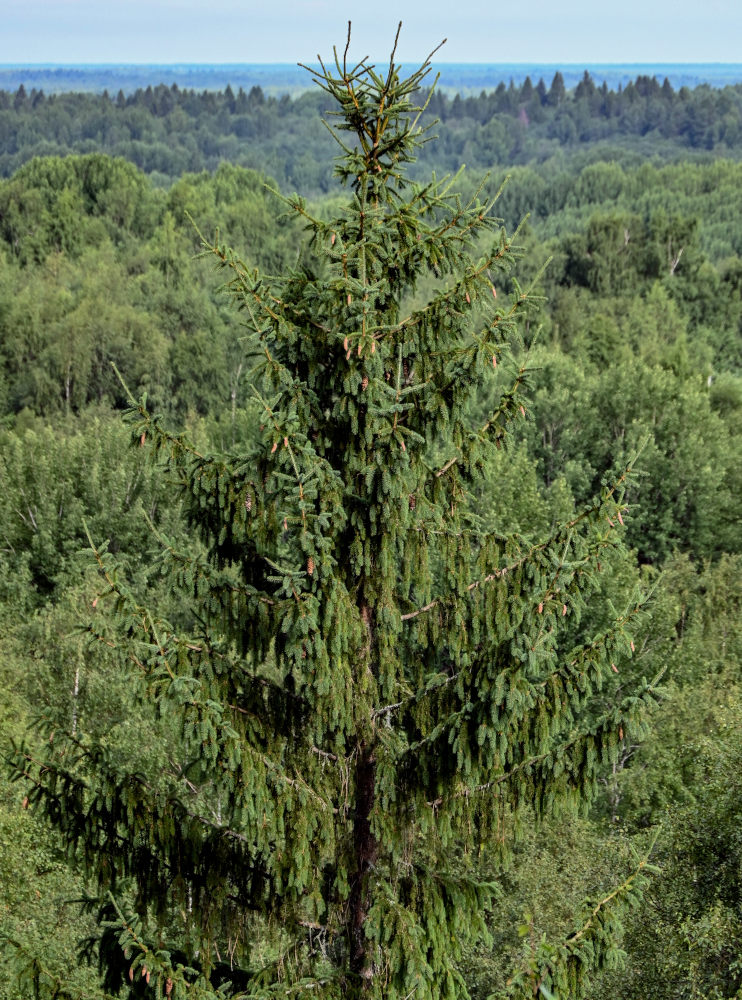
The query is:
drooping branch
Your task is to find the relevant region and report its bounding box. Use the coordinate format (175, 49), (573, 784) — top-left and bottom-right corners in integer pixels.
(401, 462), (636, 623)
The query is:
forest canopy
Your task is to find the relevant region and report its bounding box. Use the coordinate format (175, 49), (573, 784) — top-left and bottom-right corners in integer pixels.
(2, 72), (742, 189)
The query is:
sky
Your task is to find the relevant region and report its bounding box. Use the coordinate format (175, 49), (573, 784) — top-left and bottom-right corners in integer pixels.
(2, 0), (742, 65)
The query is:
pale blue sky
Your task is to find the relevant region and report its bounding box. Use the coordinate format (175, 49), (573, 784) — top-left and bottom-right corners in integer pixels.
(2, 0), (741, 64)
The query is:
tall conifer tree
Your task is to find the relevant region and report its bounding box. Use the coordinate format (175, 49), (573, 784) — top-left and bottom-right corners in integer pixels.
(9, 26), (659, 1000)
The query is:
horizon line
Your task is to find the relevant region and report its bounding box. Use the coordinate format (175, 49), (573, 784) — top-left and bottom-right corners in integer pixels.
(4, 60), (742, 68)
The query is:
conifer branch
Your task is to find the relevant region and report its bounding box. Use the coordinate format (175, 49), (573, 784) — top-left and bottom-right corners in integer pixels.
(205, 235), (332, 336)
(393, 241), (514, 339)
(83, 526), (302, 721)
(454, 680), (659, 803)
(566, 832), (659, 946)
(504, 834), (659, 1000)
(432, 360), (534, 478)
(11, 734), (326, 894)
(402, 461), (636, 622)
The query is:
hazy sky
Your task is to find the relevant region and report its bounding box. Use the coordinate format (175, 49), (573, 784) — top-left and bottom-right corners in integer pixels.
(2, 0), (742, 64)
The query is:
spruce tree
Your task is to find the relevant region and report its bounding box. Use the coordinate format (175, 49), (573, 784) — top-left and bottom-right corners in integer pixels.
(8, 26), (659, 1000)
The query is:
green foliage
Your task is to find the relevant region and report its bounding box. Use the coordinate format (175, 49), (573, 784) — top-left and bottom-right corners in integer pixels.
(2, 33), (742, 1000)
(515, 334), (741, 563)
(3, 33), (659, 1000)
(603, 713), (742, 1000)
(0, 154), (158, 264)
(0, 791), (100, 1000)
(0, 157), (303, 420)
(500, 837), (656, 1000)
(0, 412), (182, 600)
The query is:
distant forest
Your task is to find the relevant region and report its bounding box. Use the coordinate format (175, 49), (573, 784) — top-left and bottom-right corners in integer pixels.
(2, 62), (741, 96)
(2, 72), (742, 191)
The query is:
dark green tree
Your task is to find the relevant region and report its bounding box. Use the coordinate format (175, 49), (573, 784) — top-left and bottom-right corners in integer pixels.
(7, 28), (658, 1000)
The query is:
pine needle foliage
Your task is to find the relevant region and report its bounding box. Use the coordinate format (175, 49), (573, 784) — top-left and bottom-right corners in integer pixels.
(6, 25), (660, 1000)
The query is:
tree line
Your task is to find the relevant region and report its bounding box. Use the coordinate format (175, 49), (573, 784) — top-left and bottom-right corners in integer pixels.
(1, 71), (742, 190)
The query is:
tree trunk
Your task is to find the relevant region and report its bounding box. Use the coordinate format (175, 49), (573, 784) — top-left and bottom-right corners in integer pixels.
(348, 741), (378, 988)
